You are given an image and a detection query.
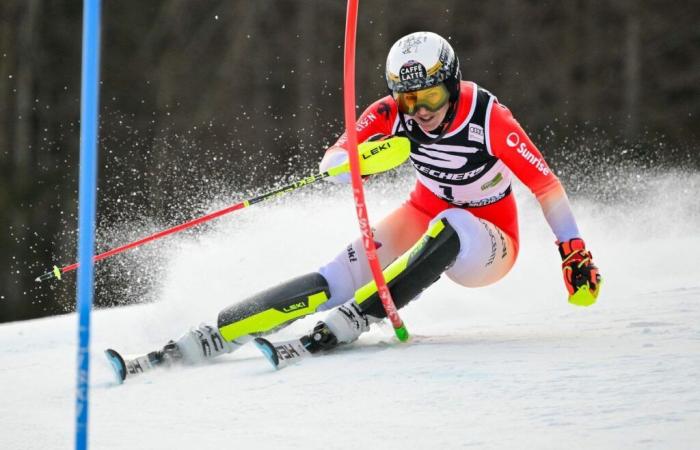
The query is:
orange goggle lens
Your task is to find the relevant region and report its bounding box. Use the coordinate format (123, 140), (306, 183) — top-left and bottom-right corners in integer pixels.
(393, 84), (450, 115)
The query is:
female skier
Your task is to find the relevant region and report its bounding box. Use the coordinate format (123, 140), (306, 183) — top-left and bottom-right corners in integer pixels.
(108, 31), (601, 380)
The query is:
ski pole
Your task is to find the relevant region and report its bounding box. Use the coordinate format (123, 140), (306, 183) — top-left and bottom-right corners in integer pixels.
(35, 136), (410, 282)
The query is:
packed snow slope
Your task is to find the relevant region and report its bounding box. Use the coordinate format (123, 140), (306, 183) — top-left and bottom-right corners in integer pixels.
(2, 171), (699, 450)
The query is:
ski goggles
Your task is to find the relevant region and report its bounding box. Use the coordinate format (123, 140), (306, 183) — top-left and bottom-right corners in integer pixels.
(393, 83), (450, 115)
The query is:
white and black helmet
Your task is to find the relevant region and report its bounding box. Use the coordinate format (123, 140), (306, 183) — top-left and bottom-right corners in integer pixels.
(386, 32), (462, 144)
(385, 31), (461, 100)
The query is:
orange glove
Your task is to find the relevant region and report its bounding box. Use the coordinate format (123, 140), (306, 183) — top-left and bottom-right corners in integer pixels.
(558, 238), (602, 306)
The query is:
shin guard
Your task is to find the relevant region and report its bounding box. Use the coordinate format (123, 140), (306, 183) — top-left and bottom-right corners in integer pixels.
(355, 218), (460, 319)
(217, 272), (330, 342)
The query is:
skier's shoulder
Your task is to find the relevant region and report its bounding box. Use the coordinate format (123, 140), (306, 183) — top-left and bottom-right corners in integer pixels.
(459, 80), (501, 107)
(449, 81), (503, 132)
(353, 96), (397, 137)
(361, 95), (396, 123)
(462, 81), (517, 127)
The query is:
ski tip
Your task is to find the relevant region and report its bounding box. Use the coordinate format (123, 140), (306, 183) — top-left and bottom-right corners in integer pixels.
(104, 348), (127, 384)
(253, 337), (280, 370)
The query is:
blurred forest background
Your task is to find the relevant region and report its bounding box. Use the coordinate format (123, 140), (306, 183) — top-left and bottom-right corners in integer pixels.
(1, 0), (698, 323)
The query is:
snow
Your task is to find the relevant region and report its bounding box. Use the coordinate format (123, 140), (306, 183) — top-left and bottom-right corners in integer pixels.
(1, 172), (699, 449)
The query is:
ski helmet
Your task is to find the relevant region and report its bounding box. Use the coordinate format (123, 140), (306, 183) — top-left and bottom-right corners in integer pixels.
(386, 31), (461, 101)
(385, 32), (461, 144)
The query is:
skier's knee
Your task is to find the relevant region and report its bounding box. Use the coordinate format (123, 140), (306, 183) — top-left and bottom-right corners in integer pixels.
(317, 258), (356, 311)
(430, 208), (480, 251)
(434, 208), (516, 287)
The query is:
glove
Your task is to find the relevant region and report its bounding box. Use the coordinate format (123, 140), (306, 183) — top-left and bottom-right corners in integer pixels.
(319, 149), (351, 184)
(558, 238), (602, 306)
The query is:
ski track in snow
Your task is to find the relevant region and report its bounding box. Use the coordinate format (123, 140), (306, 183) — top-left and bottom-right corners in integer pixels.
(1, 174), (699, 449)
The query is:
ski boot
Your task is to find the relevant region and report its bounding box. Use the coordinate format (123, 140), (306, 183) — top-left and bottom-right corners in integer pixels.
(254, 301), (373, 369)
(105, 324), (245, 384)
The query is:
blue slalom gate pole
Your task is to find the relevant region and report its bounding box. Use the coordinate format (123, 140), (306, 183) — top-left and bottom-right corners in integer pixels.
(75, 1), (101, 449)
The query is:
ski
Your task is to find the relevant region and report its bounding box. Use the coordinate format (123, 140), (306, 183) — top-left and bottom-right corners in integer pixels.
(253, 337), (313, 370)
(106, 335), (317, 384)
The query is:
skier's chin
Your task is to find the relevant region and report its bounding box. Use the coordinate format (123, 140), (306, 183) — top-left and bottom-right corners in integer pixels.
(413, 106), (449, 133)
(415, 117), (442, 133)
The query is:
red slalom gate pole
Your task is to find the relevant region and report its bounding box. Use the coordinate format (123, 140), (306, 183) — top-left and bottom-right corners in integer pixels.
(343, 0), (408, 341)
